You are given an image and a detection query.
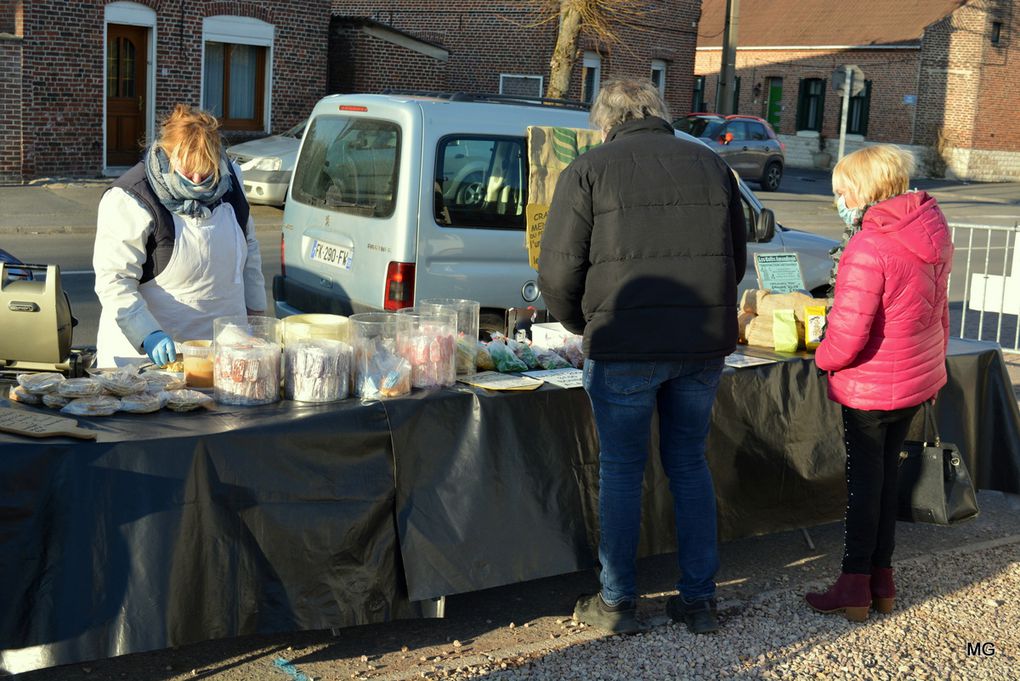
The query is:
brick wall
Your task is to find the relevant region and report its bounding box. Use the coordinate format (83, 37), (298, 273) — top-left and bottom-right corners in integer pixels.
(969, 0), (1019, 153)
(694, 48), (923, 143)
(330, 1), (701, 115)
(328, 21), (448, 94)
(13, 0), (329, 181)
(0, 36), (23, 184)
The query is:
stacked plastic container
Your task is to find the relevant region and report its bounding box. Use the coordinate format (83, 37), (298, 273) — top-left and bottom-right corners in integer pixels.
(395, 307), (458, 388)
(212, 315), (282, 405)
(282, 314), (352, 403)
(417, 298), (481, 375)
(349, 312), (411, 399)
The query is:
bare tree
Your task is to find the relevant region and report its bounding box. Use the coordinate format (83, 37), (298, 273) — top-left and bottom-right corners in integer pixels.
(542, 0), (655, 100)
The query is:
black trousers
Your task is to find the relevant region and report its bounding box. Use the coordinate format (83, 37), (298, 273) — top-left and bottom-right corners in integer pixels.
(840, 403), (921, 574)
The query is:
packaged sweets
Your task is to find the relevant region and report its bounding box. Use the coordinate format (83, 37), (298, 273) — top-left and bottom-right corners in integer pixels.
(559, 336), (584, 369)
(162, 389), (214, 412)
(120, 392), (167, 414)
(9, 385), (42, 405)
(61, 395), (121, 417)
(142, 370), (186, 392)
(212, 316), (282, 406)
(16, 372), (66, 395)
(95, 369), (147, 396)
(487, 339), (528, 373)
(804, 305), (827, 351)
(396, 308), (457, 389)
(350, 312), (411, 399)
(508, 339), (540, 369)
(534, 347), (571, 370)
(773, 309), (800, 353)
(57, 378), (105, 398)
(284, 339), (353, 403)
(417, 298), (480, 375)
(42, 393), (71, 409)
(476, 341), (496, 371)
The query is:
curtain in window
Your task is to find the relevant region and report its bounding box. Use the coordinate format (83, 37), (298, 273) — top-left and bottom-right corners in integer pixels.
(229, 44), (257, 119)
(203, 43), (224, 117)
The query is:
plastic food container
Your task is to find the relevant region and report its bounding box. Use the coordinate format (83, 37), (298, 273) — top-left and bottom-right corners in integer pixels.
(417, 298), (480, 374)
(212, 315), (282, 405)
(282, 313), (349, 345)
(395, 307), (457, 388)
(181, 340), (214, 388)
(349, 312), (410, 399)
(284, 338), (353, 402)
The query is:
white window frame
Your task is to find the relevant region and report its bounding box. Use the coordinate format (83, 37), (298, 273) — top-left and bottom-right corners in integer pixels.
(201, 15), (275, 132)
(582, 51), (601, 104)
(498, 74), (544, 97)
(650, 59), (667, 96)
(103, 1), (157, 175)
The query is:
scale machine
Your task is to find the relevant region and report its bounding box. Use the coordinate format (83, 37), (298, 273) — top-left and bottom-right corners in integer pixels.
(0, 260), (90, 378)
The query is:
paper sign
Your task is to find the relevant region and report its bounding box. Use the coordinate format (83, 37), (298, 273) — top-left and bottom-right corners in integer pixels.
(754, 253), (806, 294)
(457, 371), (545, 391)
(724, 352), (778, 369)
(522, 368), (584, 389)
(526, 204), (549, 270)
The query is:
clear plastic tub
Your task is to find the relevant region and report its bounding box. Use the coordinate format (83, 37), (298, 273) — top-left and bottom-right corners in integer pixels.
(417, 298), (480, 374)
(349, 312), (410, 399)
(181, 339), (214, 388)
(282, 314), (349, 345)
(212, 315), (282, 405)
(395, 307), (457, 388)
(284, 338), (353, 402)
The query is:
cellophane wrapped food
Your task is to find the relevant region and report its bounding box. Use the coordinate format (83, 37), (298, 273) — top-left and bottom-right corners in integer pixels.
(399, 329), (456, 389)
(9, 385), (42, 405)
(161, 389), (214, 412)
(284, 339), (353, 403)
(558, 336), (584, 369)
(120, 391), (168, 414)
(487, 337), (528, 373)
(354, 337), (411, 399)
(42, 393), (71, 409)
(534, 347), (572, 370)
(508, 338), (540, 370)
(213, 337), (281, 406)
(95, 369), (147, 396)
(142, 370), (186, 392)
(57, 377), (105, 398)
(455, 335), (478, 375)
(60, 395), (121, 416)
(475, 341), (496, 371)
(16, 372), (66, 395)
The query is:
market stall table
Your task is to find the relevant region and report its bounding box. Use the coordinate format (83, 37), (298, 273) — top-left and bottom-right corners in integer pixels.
(2, 338), (1018, 673)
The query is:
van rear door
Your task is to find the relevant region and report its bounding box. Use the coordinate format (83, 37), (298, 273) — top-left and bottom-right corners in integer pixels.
(280, 100), (418, 315)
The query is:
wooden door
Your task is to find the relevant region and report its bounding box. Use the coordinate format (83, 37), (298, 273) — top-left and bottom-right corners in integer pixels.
(106, 24), (147, 167)
(766, 78), (783, 131)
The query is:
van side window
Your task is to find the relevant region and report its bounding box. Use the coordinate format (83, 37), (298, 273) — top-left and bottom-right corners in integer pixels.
(434, 136), (526, 229)
(291, 115), (401, 218)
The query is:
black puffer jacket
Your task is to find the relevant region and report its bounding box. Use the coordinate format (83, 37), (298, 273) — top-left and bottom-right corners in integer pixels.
(537, 116), (747, 360)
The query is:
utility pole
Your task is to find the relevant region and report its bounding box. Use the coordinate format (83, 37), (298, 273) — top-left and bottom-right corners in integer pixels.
(718, 0), (740, 114)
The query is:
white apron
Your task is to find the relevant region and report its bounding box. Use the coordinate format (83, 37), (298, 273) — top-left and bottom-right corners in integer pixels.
(97, 203), (248, 367)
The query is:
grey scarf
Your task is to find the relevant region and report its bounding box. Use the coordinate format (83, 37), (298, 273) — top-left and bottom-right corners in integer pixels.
(144, 145), (232, 218)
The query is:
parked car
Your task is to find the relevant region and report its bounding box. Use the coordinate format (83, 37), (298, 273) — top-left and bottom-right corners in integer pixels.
(273, 93), (834, 336)
(226, 119), (306, 207)
(674, 113), (785, 192)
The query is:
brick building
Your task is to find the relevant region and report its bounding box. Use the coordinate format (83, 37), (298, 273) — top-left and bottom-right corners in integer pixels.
(1, 1), (702, 184)
(0, 0), (330, 184)
(695, 0), (1020, 180)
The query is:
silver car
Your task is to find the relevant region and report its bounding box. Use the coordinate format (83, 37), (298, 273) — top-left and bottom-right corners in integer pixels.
(675, 114), (786, 192)
(226, 119), (306, 206)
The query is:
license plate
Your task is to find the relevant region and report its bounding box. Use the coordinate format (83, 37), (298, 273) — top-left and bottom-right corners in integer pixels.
(309, 239), (353, 270)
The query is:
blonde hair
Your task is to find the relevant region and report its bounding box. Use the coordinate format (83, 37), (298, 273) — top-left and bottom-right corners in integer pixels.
(832, 144), (915, 205)
(157, 104), (223, 182)
(589, 78), (671, 133)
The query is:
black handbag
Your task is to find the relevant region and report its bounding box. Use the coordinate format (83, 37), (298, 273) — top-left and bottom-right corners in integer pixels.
(897, 404), (979, 525)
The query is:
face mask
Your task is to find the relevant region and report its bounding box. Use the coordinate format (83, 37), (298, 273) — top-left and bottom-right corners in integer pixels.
(836, 194), (864, 227)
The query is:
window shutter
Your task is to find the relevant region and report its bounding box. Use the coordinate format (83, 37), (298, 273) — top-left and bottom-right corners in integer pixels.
(859, 81), (872, 136)
(817, 80), (827, 133)
(796, 78), (807, 130)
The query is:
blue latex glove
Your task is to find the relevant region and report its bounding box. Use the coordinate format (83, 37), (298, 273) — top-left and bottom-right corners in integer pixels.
(142, 330), (177, 367)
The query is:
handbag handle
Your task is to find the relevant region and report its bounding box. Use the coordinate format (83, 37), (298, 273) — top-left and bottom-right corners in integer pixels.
(922, 401), (941, 448)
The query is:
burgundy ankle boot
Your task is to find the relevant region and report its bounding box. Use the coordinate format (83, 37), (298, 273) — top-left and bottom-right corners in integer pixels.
(871, 566), (895, 613)
(805, 573), (872, 622)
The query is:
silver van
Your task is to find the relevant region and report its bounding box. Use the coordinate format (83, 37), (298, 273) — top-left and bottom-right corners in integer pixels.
(273, 93), (835, 335)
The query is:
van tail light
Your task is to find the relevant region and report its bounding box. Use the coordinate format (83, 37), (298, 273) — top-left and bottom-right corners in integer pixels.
(384, 261), (415, 310)
(280, 233), (286, 278)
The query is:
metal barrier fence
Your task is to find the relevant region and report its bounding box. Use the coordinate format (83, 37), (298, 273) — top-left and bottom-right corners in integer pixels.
(950, 222), (1020, 353)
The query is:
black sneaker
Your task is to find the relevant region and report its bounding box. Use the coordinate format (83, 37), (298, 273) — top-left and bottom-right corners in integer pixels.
(572, 592), (643, 634)
(666, 595), (719, 634)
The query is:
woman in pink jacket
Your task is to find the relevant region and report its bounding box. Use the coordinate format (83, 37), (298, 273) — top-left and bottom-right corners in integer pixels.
(806, 145), (953, 621)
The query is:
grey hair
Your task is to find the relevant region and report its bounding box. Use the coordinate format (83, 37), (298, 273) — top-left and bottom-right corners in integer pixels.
(589, 78), (671, 133)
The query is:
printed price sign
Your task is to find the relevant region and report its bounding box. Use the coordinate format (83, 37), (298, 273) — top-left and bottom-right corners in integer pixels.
(754, 253), (806, 294)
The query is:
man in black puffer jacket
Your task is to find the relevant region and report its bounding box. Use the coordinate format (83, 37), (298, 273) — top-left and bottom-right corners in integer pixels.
(538, 78), (746, 636)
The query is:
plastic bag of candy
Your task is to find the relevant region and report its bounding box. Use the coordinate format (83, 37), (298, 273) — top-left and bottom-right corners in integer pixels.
(508, 338), (540, 370)
(487, 338), (528, 373)
(559, 336), (584, 369)
(475, 341), (496, 371)
(534, 347), (572, 370)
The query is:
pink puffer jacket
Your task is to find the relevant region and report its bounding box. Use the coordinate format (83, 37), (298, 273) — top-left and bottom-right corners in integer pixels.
(815, 191), (953, 410)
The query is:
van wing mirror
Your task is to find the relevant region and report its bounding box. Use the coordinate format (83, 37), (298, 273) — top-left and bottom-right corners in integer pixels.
(755, 208), (776, 243)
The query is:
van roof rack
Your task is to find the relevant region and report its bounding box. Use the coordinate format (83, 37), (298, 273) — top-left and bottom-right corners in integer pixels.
(378, 89), (590, 111)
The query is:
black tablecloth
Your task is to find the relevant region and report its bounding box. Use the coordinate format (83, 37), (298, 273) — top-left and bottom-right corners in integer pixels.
(2, 338), (1018, 672)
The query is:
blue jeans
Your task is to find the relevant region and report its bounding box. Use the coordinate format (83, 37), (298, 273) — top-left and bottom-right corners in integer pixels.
(583, 357), (724, 605)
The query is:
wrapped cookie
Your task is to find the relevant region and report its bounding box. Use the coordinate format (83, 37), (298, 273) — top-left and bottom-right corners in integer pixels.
(16, 372), (66, 395)
(120, 391), (167, 414)
(42, 393), (72, 409)
(61, 395), (121, 417)
(58, 378), (105, 399)
(9, 385), (42, 405)
(161, 389), (214, 412)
